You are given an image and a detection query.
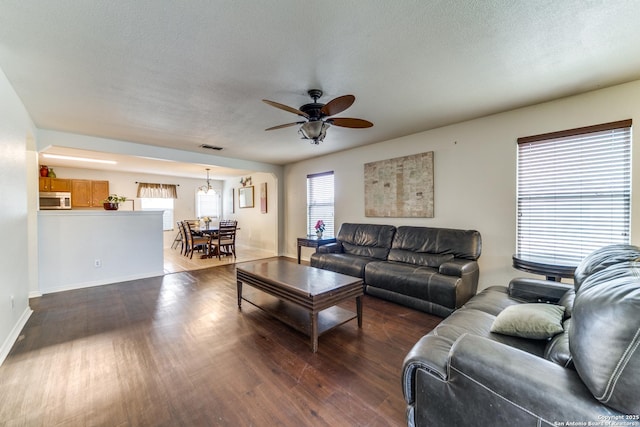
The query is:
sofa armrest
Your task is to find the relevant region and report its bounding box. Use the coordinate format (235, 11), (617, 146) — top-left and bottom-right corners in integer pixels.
(439, 259), (480, 307)
(316, 242), (343, 254)
(438, 258), (478, 277)
(402, 335), (451, 404)
(508, 277), (573, 303)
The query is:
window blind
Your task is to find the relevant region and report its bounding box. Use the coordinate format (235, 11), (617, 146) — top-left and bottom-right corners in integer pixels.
(196, 191), (220, 219)
(516, 120), (631, 264)
(307, 171), (335, 236)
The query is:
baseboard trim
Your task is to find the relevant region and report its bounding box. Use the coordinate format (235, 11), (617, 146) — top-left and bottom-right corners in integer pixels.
(39, 270), (166, 295)
(0, 306), (33, 367)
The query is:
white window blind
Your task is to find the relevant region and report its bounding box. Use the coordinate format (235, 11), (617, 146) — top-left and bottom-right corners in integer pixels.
(307, 171), (334, 236)
(516, 120), (631, 264)
(196, 190), (220, 219)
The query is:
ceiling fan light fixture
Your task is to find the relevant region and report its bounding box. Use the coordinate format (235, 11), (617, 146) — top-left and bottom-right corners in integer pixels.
(298, 121), (330, 144)
(264, 89), (370, 145)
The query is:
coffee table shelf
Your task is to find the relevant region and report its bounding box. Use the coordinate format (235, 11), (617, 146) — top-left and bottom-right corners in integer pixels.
(242, 289), (358, 338)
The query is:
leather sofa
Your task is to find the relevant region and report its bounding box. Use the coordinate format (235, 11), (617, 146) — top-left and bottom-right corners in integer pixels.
(310, 223), (482, 316)
(402, 244), (640, 427)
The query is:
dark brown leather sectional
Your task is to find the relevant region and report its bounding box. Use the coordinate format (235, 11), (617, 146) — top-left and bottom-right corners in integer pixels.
(310, 223), (482, 317)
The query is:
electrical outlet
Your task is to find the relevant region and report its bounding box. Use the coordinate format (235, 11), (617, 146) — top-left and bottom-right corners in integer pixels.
(94, 259), (102, 268)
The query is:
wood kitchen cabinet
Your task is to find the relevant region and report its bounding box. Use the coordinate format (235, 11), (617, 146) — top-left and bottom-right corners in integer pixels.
(71, 179), (109, 207)
(39, 177), (71, 192)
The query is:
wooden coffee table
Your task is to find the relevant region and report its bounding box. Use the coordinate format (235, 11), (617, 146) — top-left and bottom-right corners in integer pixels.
(236, 259), (364, 352)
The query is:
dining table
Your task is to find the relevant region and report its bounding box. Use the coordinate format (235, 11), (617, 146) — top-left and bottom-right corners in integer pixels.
(193, 223), (240, 259)
(193, 225), (219, 236)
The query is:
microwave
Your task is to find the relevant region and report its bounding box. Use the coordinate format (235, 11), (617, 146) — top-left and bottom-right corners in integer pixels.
(39, 192), (72, 210)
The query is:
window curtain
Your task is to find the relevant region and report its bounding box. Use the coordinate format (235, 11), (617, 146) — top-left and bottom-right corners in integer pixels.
(136, 183), (178, 199)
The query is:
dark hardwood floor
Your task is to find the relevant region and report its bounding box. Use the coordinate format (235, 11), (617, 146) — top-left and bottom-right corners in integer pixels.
(0, 258), (441, 426)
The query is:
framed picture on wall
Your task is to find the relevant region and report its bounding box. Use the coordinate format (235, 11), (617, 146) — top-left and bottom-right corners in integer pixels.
(260, 182), (267, 213)
(231, 188), (235, 213)
(364, 151), (434, 218)
(238, 186), (254, 208)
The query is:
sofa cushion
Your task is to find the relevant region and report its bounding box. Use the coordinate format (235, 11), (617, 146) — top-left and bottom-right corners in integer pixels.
(430, 304), (548, 357)
(387, 250), (454, 268)
(461, 286), (520, 316)
(310, 253), (377, 279)
(570, 259), (640, 414)
(365, 261), (460, 310)
(490, 303), (565, 340)
(390, 226), (482, 261)
(337, 223), (396, 260)
(544, 318), (574, 369)
(573, 244), (640, 290)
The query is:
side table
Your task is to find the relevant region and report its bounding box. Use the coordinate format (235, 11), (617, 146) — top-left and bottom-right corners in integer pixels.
(512, 253), (577, 282)
(297, 236), (337, 264)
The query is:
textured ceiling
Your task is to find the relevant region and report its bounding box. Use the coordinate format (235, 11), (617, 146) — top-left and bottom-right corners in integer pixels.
(3, 1), (640, 174)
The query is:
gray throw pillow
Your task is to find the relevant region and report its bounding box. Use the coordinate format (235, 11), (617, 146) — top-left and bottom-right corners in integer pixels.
(491, 303), (565, 340)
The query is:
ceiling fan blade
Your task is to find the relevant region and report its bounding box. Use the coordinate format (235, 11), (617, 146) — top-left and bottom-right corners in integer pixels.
(321, 94), (355, 116)
(329, 117), (373, 128)
(262, 99), (310, 118)
(265, 122), (304, 131)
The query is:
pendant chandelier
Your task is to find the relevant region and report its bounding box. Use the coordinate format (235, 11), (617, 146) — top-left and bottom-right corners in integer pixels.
(198, 168), (214, 194)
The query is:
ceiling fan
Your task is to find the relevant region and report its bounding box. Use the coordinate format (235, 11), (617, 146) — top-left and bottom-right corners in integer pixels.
(262, 89), (373, 144)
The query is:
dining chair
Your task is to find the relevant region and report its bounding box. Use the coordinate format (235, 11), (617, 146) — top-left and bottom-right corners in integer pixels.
(171, 221), (183, 251)
(212, 221), (237, 260)
(177, 221), (190, 256)
(180, 220), (205, 255)
(184, 221), (212, 259)
(184, 219), (200, 230)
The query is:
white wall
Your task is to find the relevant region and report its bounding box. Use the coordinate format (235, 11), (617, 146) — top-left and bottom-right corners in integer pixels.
(38, 211), (164, 294)
(284, 80), (640, 290)
(222, 172), (278, 254)
(0, 67), (35, 364)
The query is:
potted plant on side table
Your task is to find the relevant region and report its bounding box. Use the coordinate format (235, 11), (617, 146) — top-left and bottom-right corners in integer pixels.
(102, 194), (127, 210)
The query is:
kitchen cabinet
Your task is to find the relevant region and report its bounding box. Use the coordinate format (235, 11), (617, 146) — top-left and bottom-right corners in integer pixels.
(90, 180), (109, 207)
(39, 177), (71, 192)
(71, 179), (109, 208)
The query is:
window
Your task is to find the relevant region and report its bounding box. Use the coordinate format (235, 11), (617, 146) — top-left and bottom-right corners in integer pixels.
(307, 171), (334, 236)
(516, 120), (631, 264)
(136, 182), (177, 231)
(140, 198), (174, 231)
(196, 190), (220, 219)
